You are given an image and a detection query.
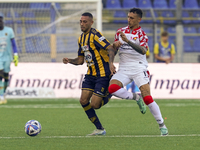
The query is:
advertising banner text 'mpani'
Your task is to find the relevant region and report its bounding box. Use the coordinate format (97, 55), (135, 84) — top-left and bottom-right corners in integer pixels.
(8, 63), (200, 99)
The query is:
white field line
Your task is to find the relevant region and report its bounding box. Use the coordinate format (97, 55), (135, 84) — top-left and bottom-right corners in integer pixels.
(0, 103), (200, 108)
(0, 134), (200, 139)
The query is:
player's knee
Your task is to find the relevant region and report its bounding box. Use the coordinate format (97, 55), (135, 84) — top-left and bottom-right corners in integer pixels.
(90, 101), (100, 109)
(108, 84), (121, 94)
(79, 98), (89, 105)
(143, 95), (154, 105)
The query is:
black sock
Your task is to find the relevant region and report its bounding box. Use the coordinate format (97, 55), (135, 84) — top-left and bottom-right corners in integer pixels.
(81, 102), (104, 130)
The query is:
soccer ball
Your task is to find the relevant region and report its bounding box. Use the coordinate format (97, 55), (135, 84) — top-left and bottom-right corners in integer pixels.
(24, 120), (42, 136)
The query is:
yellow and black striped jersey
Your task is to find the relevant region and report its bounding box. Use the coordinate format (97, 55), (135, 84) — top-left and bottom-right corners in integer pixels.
(78, 28), (111, 77)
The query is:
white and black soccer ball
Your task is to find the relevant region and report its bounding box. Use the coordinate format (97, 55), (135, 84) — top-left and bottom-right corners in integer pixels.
(25, 120), (42, 136)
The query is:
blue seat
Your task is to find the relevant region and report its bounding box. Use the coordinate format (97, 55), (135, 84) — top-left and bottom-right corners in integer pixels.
(161, 11), (176, 24)
(6, 12), (21, 24)
(23, 12), (37, 24)
(184, 0), (199, 9)
(153, 0), (168, 8)
(184, 27), (197, 33)
(198, 27), (200, 33)
(169, 0), (176, 8)
(147, 36), (153, 52)
(193, 37), (200, 52)
(167, 27), (176, 33)
(168, 36), (176, 44)
(57, 36), (77, 53)
(25, 38), (35, 53)
(182, 11), (191, 24)
(113, 11), (127, 23)
(192, 11), (200, 23)
(30, 3), (45, 9)
(142, 27), (152, 33)
(138, 0), (152, 8)
(140, 10), (153, 23)
(183, 37), (194, 52)
(106, 0), (121, 8)
(123, 0), (137, 8)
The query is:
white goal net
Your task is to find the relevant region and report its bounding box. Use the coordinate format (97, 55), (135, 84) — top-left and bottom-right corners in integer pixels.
(0, 0), (102, 62)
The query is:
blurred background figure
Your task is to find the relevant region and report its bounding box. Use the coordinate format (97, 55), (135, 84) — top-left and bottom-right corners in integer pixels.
(153, 31), (175, 64)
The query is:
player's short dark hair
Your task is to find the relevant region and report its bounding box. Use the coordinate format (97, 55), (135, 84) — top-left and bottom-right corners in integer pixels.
(161, 31), (169, 37)
(82, 12), (93, 19)
(129, 8), (143, 18)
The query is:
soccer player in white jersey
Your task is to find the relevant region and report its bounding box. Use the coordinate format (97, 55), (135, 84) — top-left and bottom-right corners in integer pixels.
(0, 13), (18, 104)
(108, 8), (168, 136)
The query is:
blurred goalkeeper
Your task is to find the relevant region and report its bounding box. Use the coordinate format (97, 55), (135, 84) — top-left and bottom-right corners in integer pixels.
(63, 12), (115, 136)
(0, 13), (18, 104)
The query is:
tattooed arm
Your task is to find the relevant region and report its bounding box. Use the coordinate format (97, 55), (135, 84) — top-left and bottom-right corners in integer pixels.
(118, 31), (147, 55)
(63, 56), (84, 65)
(107, 44), (119, 75)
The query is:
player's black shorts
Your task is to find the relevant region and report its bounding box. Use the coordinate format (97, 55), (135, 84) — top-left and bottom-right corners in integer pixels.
(82, 74), (111, 97)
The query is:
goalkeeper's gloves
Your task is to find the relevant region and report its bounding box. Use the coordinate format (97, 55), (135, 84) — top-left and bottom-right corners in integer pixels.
(13, 53), (18, 66)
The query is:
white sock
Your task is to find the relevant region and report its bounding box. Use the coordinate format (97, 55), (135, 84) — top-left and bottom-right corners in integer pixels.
(148, 101), (164, 125)
(112, 88), (134, 100)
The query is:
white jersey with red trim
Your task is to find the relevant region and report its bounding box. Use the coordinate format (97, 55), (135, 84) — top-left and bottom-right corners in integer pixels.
(115, 26), (148, 70)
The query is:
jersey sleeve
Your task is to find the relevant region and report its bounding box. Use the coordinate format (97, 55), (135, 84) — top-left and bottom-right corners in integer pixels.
(139, 31), (148, 49)
(10, 28), (15, 39)
(154, 43), (159, 54)
(170, 44), (176, 54)
(77, 37), (84, 56)
(114, 31), (120, 42)
(94, 31), (111, 50)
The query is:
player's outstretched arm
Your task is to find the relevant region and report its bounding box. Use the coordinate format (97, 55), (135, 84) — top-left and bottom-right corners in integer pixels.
(118, 31), (147, 55)
(63, 56), (84, 65)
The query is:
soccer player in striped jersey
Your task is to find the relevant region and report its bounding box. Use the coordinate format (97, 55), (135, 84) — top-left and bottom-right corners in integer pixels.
(63, 12), (115, 136)
(108, 8), (168, 136)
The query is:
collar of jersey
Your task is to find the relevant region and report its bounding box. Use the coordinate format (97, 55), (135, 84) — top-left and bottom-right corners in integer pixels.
(83, 28), (91, 35)
(127, 26), (141, 31)
(161, 41), (169, 48)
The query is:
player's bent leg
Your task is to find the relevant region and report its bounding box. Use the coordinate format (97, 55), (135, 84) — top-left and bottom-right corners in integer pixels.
(90, 94), (103, 109)
(2, 72), (9, 104)
(0, 70), (4, 104)
(80, 90), (104, 134)
(109, 79), (142, 101)
(140, 84), (168, 136)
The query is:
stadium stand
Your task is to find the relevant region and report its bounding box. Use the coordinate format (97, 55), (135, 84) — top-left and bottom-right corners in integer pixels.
(113, 10), (127, 23)
(184, 27), (197, 33)
(169, 0), (176, 8)
(30, 3), (45, 9)
(147, 36), (153, 52)
(142, 27), (153, 33)
(22, 11), (37, 24)
(161, 11), (176, 24)
(6, 11), (21, 24)
(182, 11), (192, 24)
(167, 27), (176, 33)
(153, 0), (168, 9)
(138, 0), (152, 8)
(183, 37), (194, 52)
(192, 11), (200, 23)
(106, 0), (121, 8)
(183, 0), (199, 9)
(193, 37), (200, 52)
(122, 0), (137, 8)
(140, 10), (153, 23)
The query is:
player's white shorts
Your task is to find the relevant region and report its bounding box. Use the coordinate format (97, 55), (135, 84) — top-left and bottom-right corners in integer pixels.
(111, 68), (150, 88)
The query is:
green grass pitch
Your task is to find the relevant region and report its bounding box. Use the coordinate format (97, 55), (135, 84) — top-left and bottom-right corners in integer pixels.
(0, 98), (200, 150)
